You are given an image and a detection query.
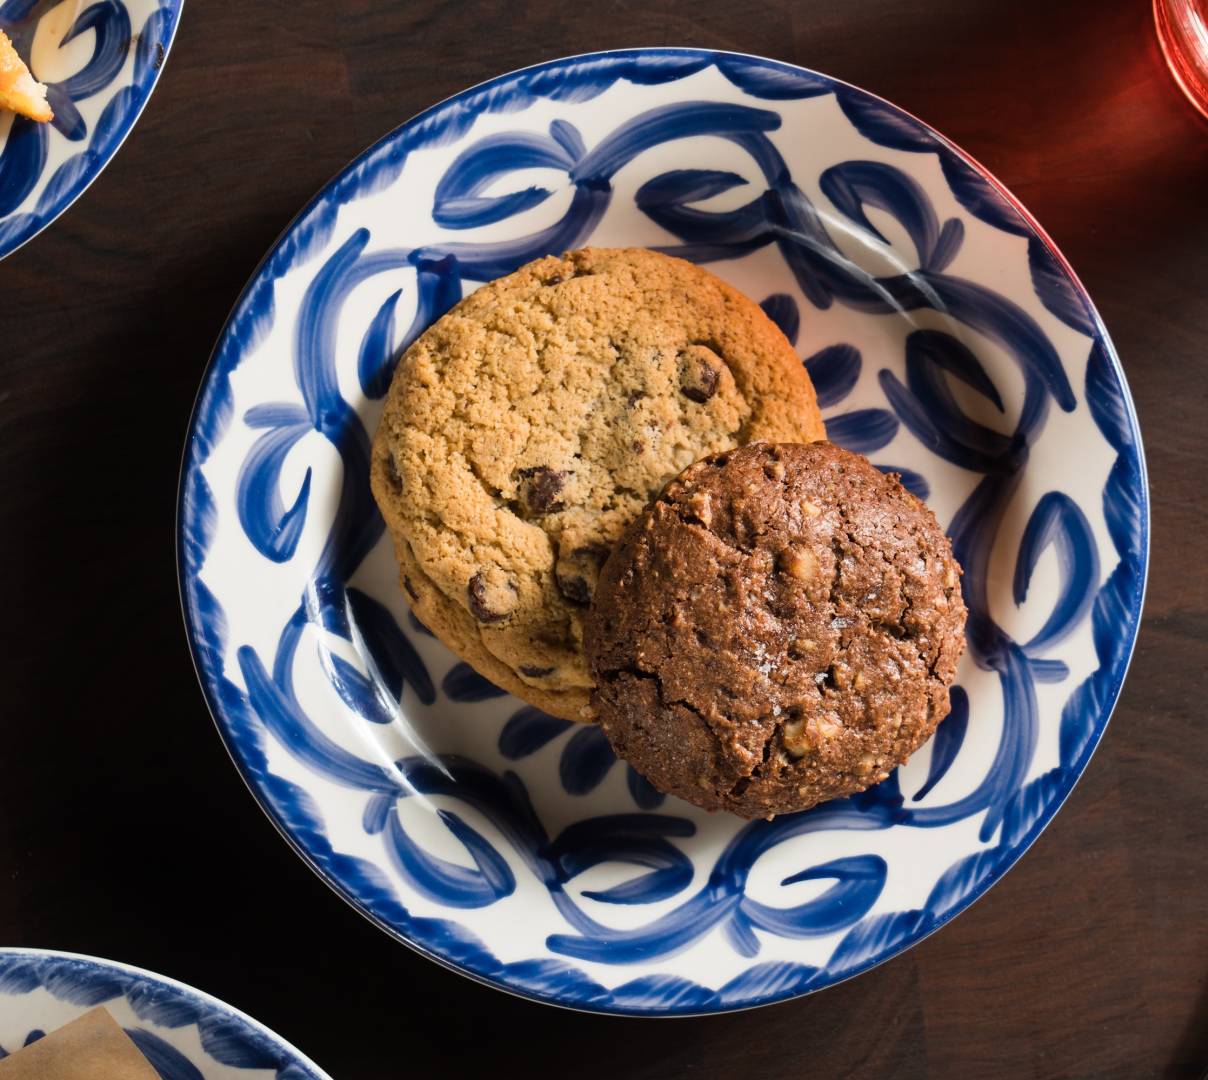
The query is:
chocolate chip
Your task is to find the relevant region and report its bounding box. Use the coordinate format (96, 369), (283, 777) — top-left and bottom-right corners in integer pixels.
(383, 454), (402, 492)
(543, 273), (565, 286)
(518, 467), (568, 515)
(625, 389), (645, 409)
(468, 574), (501, 621)
(467, 571), (516, 623)
(557, 575), (591, 605)
(403, 576), (419, 601)
(678, 344), (723, 403)
(631, 439), (644, 454)
(555, 543), (610, 606)
(519, 664), (555, 677)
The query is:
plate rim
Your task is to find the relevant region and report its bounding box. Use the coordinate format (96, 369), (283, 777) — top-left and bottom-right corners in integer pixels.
(0, 946), (331, 1076)
(0, 0), (186, 262)
(175, 45), (1151, 1017)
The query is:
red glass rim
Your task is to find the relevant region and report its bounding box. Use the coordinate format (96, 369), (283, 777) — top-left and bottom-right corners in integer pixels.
(1154, 0), (1208, 119)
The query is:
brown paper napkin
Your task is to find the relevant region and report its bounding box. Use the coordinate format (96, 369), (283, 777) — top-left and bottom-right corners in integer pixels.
(0, 1006), (160, 1078)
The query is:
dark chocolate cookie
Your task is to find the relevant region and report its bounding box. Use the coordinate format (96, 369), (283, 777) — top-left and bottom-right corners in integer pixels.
(585, 441), (967, 819)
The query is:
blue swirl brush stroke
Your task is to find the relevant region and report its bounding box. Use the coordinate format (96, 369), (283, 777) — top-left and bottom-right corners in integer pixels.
(0, 0), (182, 258)
(178, 49), (1148, 1015)
(433, 128), (576, 228)
(0, 951), (326, 1077)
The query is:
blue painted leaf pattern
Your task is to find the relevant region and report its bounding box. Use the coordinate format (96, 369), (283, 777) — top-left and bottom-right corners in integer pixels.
(1013, 493), (1099, 653)
(1027, 236), (1093, 335)
(714, 963), (822, 1007)
(826, 408), (899, 454)
(923, 848), (1003, 922)
(999, 767), (1068, 850)
(626, 766), (665, 810)
(759, 293), (800, 345)
(442, 662), (506, 702)
(835, 89), (938, 152)
(912, 686), (968, 801)
(828, 909), (929, 971)
(803, 343), (860, 407)
(385, 807), (515, 907)
(939, 150), (1029, 237)
(716, 54), (832, 99)
(559, 726), (616, 796)
(357, 288), (401, 399)
(930, 217), (964, 273)
(638, 168), (749, 207)
(499, 707), (573, 760)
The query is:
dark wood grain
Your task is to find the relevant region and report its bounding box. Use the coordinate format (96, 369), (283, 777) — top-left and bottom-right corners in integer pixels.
(1, 2), (1204, 1077)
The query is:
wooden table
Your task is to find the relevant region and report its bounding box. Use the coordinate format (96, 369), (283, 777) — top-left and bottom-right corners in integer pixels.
(2, 2), (1204, 1076)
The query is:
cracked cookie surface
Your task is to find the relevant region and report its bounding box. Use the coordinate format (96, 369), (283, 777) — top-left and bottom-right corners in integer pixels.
(370, 248), (826, 722)
(584, 441), (967, 818)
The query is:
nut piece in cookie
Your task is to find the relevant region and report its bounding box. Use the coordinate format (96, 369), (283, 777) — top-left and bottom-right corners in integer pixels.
(584, 441), (967, 819)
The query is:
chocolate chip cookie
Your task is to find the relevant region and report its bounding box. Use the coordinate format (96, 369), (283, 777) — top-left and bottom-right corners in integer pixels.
(371, 249), (826, 721)
(585, 441), (967, 818)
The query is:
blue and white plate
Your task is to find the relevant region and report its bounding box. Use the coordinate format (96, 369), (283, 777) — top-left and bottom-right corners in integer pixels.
(178, 49), (1148, 1015)
(0, 950), (328, 1077)
(0, 0), (182, 259)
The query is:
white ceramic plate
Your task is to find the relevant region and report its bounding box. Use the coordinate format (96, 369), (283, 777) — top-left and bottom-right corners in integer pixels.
(0, 0), (182, 259)
(179, 49), (1148, 1015)
(0, 949), (328, 1077)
